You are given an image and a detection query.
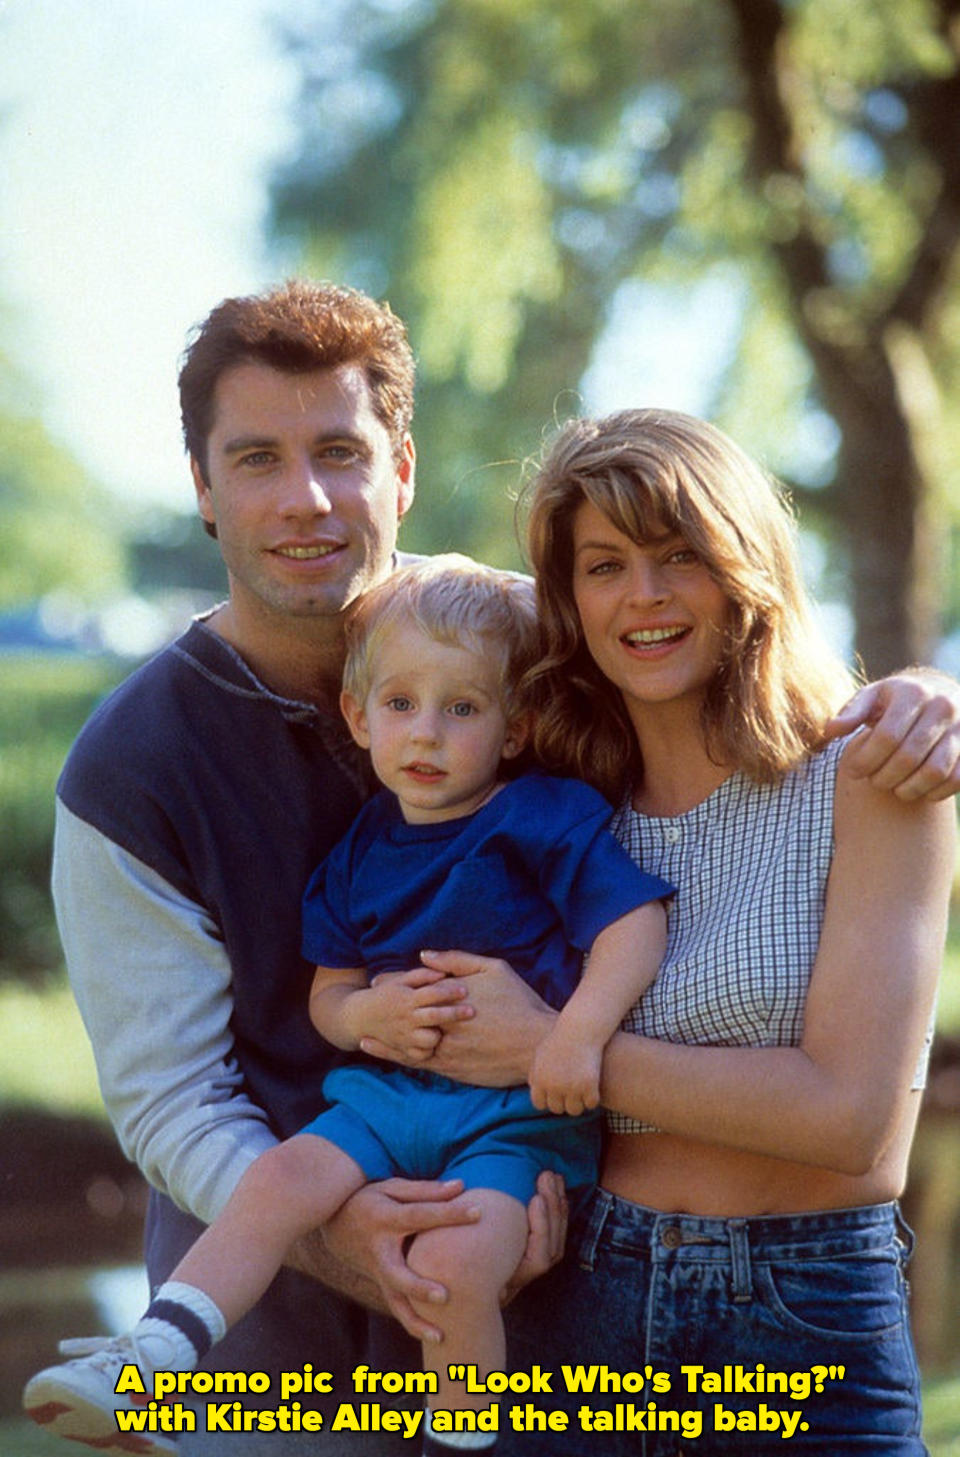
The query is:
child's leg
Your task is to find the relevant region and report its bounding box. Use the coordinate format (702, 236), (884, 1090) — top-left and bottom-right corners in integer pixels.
(172, 1132), (365, 1327)
(407, 1189), (528, 1431)
(23, 1134), (368, 1450)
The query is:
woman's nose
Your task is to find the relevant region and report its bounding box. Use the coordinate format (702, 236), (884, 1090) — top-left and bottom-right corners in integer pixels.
(626, 558), (669, 605)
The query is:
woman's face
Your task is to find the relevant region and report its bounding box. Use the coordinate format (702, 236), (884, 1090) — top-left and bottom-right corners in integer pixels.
(571, 498), (730, 717)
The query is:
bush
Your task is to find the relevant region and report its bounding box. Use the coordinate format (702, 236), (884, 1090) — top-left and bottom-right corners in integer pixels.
(0, 655), (125, 983)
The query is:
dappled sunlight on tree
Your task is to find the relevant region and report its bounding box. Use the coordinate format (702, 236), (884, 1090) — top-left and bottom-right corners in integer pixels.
(270, 0), (960, 672)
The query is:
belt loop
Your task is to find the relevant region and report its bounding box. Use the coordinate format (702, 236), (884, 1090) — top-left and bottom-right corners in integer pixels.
(728, 1218), (752, 1303)
(893, 1201), (916, 1264)
(577, 1188), (613, 1272)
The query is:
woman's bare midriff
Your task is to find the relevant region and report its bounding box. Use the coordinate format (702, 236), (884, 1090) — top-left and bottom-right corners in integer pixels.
(601, 1095), (922, 1217)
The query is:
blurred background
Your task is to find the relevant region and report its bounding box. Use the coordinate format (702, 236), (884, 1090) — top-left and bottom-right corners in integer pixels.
(1, 0), (959, 1450)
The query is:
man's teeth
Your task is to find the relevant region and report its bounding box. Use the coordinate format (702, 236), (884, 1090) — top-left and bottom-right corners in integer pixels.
(624, 626), (686, 645)
(277, 544), (338, 558)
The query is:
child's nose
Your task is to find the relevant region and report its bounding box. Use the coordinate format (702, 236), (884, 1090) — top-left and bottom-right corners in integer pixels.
(410, 709), (441, 744)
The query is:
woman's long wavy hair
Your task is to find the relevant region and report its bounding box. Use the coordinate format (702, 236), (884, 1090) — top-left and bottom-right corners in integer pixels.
(523, 409), (855, 802)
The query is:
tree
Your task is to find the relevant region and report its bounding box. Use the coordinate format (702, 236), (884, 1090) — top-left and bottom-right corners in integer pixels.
(0, 353), (127, 609)
(269, 0), (960, 673)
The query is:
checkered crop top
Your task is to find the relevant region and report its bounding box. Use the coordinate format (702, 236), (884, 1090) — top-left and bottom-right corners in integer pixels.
(606, 734), (931, 1135)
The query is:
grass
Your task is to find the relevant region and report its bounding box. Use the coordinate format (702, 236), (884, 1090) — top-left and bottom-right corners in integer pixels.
(0, 978), (101, 1114)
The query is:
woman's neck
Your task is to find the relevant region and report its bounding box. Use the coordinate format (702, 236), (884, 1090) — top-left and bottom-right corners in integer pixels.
(628, 697), (733, 816)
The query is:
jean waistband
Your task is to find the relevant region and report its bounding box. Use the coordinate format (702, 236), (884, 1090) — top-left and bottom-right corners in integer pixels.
(576, 1189), (909, 1275)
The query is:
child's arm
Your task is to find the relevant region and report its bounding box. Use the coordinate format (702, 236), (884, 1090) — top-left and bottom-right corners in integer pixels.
(529, 900), (667, 1116)
(309, 964), (472, 1063)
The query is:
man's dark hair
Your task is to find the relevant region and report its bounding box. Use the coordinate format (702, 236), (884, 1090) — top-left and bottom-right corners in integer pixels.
(179, 279), (416, 486)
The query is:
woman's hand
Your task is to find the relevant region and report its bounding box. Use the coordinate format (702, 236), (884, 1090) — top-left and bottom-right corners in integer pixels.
(825, 668), (960, 800)
(500, 1170), (569, 1306)
(360, 950), (557, 1086)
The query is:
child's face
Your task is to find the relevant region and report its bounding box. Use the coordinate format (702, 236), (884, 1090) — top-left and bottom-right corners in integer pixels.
(341, 622), (526, 823)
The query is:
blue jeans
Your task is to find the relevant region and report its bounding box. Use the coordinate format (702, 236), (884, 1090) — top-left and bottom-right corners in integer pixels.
(504, 1191), (926, 1455)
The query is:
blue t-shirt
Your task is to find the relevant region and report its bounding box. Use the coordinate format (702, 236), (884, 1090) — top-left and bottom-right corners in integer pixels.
(301, 772), (672, 1011)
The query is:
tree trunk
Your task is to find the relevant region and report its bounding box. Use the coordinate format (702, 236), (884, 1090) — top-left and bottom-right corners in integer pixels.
(818, 339), (941, 676)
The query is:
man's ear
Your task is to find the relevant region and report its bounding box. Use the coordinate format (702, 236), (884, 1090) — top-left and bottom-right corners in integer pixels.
(191, 456), (216, 528)
(340, 690), (371, 749)
(395, 434), (416, 521)
(501, 713), (531, 761)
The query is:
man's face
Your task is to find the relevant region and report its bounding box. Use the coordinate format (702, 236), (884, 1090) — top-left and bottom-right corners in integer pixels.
(193, 361), (415, 625)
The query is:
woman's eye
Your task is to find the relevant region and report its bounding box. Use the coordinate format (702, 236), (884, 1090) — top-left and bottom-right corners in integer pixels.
(667, 548), (698, 565)
(586, 559), (620, 576)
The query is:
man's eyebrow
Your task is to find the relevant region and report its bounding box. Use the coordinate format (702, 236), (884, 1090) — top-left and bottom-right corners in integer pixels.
(221, 434), (279, 455)
(220, 430), (369, 455)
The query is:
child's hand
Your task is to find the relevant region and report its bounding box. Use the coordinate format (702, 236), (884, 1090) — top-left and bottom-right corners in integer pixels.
(348, 968), (473, 1063)
(529, 1026), (602, 1116)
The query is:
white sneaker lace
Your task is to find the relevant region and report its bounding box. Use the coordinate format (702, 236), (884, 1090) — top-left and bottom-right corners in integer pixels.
(56, 1333), (149, 1381)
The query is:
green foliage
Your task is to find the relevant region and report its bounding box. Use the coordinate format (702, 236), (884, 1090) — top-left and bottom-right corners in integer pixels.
(270, 0), (960, 663)
(0, 412), (126, 608)
(0, 655), (125, 984)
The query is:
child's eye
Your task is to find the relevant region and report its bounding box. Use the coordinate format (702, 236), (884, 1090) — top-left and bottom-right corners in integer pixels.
(386, 696), (413, 712)
(448, 701), (477, 717)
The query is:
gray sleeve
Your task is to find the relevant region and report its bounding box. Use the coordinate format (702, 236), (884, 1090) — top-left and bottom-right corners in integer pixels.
(52, 799), (278, 1224)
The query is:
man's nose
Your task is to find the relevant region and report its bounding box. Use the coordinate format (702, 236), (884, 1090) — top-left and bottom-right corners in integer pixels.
(279, 459), (333, 517)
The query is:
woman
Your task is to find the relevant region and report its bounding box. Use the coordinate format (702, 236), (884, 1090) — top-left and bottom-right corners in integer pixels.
(413, 410), (954, 1455)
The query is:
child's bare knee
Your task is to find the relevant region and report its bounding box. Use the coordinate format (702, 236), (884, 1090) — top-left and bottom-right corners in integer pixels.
(409, 1225), (490, 1305)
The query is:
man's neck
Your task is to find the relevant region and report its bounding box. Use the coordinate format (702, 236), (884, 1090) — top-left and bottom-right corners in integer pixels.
(205, 601), (346, 711)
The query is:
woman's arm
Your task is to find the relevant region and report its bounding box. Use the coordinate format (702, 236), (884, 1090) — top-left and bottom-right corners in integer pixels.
(598, 762), (956, 1172)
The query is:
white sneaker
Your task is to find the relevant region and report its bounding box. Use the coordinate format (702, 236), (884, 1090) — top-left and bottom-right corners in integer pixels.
(23, 1333), (177, 1455)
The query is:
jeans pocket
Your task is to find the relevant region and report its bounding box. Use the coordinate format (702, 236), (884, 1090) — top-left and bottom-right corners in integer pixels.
(757, 1251), (907, 1343)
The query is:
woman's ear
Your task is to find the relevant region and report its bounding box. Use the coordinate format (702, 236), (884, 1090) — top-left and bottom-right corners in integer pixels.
(339, 690), (371, 749)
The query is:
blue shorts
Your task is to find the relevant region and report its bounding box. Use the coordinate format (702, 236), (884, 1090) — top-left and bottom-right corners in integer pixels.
(504, 1191), (924, 1454)
(300, 1064), (602, 1207)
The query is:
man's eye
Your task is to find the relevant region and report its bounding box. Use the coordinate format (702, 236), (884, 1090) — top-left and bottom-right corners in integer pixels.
(239, 452), (274, 468)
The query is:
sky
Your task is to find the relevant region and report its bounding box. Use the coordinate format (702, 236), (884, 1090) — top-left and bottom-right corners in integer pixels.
(0, 0), (299, 514)
(0, 1), (735, 522)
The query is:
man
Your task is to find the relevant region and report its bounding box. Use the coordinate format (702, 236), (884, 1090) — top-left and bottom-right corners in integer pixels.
(40, 281), (960, 1453)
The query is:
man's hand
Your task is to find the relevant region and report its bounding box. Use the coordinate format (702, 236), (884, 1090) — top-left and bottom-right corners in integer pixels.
(318, 1168), (569, 1343)
(360, 951), (556, 1086)
(322, 1177), (479, 1343)
(824, 669), (960, 801)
